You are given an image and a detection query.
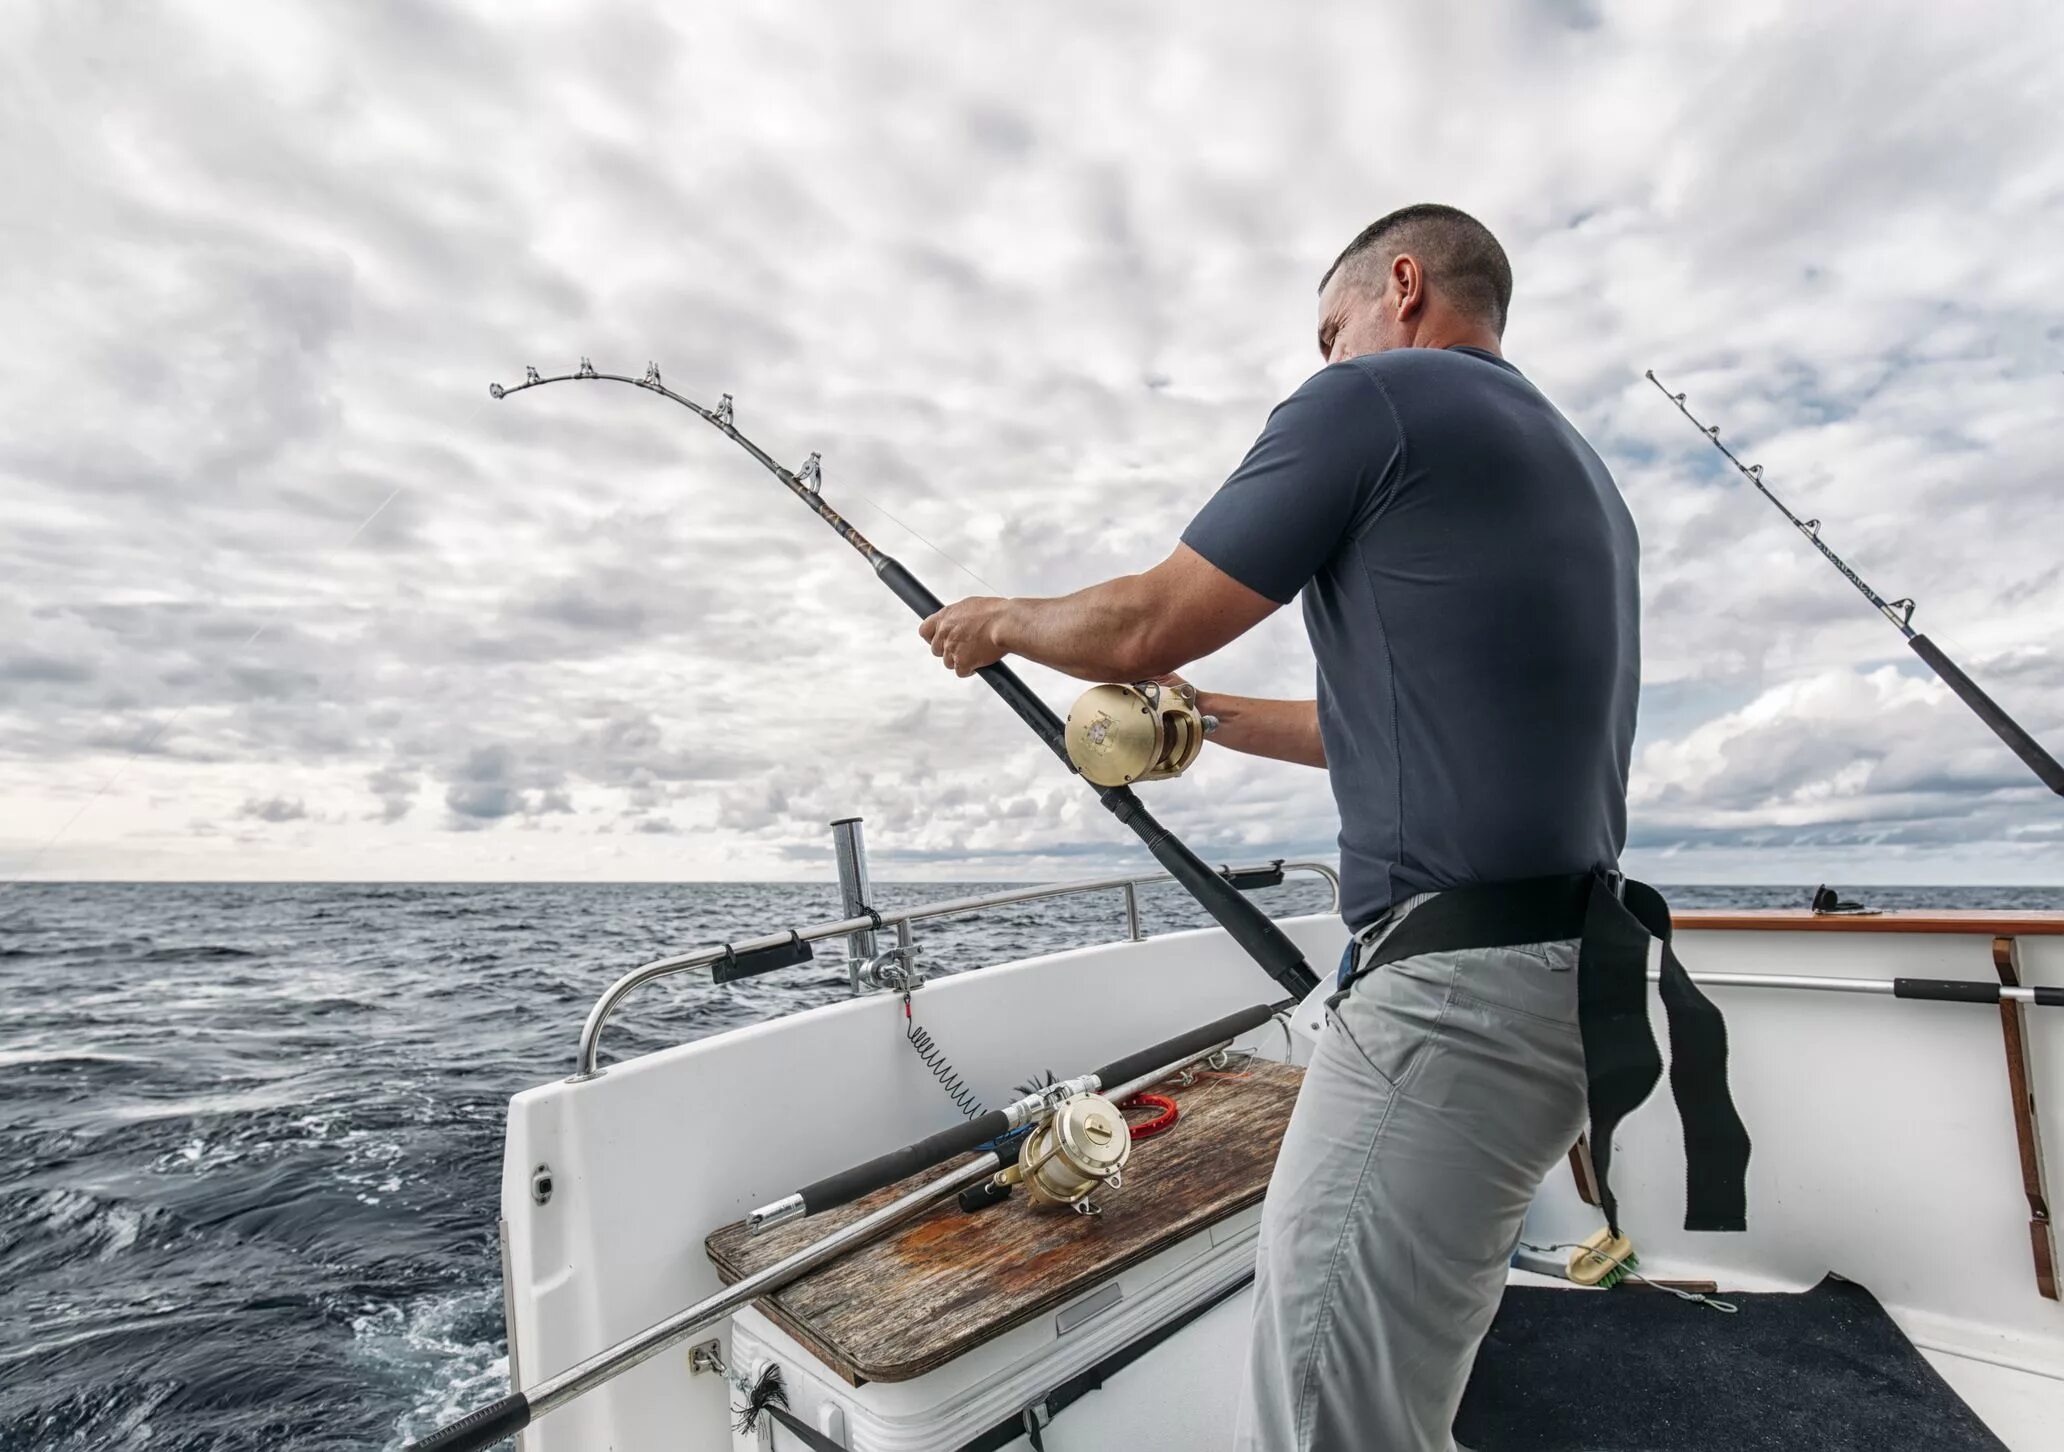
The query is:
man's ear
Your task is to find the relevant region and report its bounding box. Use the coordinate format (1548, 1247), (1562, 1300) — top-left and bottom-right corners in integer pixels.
(1393, 253), (1423, 320)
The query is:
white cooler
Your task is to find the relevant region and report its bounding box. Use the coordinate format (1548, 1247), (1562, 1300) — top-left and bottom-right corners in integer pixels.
(726, 1205), (1262, 1452)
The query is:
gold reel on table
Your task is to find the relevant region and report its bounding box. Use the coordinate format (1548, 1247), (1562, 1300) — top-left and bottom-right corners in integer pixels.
(995, 1092), (1132, 1214)
(1064, 681), (1212, 787)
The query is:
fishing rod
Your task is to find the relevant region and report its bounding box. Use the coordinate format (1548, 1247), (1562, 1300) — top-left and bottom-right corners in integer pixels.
(1646, 371), (2064, 797)
(489, 360), (1319, 999)
(405, 999), (1283, 1452)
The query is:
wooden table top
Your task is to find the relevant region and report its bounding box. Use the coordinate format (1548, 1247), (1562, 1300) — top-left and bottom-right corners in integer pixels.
(707, 1059), (1303, 1384)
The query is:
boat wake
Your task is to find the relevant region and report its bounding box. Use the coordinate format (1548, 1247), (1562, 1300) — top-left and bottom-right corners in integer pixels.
(354, 1288), (510, 1452)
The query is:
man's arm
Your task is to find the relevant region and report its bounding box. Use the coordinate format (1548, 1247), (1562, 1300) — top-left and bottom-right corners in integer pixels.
(916, 550), (1327, 768)
(920, 361), (1390, 742)
(918, 542), (1279, 683)
(1192, 688), (1326, 769)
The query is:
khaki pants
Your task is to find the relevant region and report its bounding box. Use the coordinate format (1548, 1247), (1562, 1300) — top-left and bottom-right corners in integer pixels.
(1236, 910), (1590, 1451)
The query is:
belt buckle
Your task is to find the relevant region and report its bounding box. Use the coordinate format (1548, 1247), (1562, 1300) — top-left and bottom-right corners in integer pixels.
(1603, 869), (1625, 901)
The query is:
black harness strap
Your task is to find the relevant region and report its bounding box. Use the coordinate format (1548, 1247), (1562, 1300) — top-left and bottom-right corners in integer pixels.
(1626, 879), (1750, 1233)
(1352, 871), (1750, 1236)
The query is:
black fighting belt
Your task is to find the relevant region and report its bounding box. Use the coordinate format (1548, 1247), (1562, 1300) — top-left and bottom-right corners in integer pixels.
(1348, 870), (1750, 1235)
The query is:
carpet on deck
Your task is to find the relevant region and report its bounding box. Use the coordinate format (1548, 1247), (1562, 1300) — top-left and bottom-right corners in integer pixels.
(1453, 1274), (2007, 1451)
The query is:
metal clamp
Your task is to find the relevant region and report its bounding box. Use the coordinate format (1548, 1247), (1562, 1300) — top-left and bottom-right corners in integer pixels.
(857, 947), (923, 993)
(857, 920), (923, 994)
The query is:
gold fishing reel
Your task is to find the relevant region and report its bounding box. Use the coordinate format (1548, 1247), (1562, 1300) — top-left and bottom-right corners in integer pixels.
(1065, 681), (1212, 788)
(996, 1092), (1132, 1214)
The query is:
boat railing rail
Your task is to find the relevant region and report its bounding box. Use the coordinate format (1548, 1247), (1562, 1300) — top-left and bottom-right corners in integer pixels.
(570, 831), (1339, 1080)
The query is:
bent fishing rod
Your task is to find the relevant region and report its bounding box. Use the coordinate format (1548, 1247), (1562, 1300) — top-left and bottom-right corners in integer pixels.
(404, 999), (1283, 1452)
(1646, 371), (2064, 797)
(490, 359), (1319, 998)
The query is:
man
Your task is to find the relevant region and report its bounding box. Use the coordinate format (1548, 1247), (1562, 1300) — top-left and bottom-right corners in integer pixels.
(918, 204), (1641, 1449)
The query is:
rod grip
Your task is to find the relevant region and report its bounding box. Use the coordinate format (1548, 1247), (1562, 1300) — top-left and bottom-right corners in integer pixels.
(876, 555), (946, 618)
(1110, 792), (1320, 998)
(405, 1392), (531, 1452)
(1092, 1002), (1277, 1091)
(1907, 634), (2064, 795)
(798, 1110), (1010, 1216)
(1893, 978), (2001, 1005)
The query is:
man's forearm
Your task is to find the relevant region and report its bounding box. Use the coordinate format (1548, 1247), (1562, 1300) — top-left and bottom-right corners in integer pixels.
(1197, 691), (1326, 768)
(921, 544), (1282, 682)
(995, 577), (1174, 682)
(982, 585), (1326, 766)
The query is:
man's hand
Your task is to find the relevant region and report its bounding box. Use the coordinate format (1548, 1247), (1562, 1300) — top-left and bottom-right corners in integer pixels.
(919, 596), (1012, 677)
(917, 545), (1278, 684)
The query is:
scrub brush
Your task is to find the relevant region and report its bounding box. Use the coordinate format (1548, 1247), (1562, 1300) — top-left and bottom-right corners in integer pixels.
(1566, 1226), (1638, 1288)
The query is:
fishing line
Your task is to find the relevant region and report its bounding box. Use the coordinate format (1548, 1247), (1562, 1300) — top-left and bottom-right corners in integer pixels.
(851, 491), (1005, 597)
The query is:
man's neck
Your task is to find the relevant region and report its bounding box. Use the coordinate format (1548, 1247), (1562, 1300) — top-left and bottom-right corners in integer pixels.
(1417, 324), (1503, 357)
(1404, 305), (1503, 357)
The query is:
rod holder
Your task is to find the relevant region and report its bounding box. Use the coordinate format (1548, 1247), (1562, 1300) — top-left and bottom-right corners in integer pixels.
(831, 817), (879, 976)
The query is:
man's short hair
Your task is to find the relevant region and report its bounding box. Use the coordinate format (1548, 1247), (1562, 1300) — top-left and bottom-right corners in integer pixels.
(1320, 204), (1514, 335)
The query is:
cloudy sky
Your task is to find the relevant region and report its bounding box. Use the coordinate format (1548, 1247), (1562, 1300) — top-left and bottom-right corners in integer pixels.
(3, 0), (2061, 885)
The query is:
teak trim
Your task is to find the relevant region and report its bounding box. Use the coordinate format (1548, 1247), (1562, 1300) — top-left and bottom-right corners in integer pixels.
(1674, 910), (2064, 936)
(1993, 935), (2058, 1300)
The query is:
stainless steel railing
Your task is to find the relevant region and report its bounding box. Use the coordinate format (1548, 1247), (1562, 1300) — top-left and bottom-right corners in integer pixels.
(568, 858), (1340, 1080)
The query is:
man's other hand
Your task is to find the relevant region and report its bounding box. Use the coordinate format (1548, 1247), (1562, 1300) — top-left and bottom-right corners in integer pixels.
(919, 597), (1011, 677)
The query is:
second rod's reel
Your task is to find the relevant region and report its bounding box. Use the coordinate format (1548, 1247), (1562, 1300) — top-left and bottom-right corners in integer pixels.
(1064, 681), (1214, 787)
(960, 1092), (1134, 1217)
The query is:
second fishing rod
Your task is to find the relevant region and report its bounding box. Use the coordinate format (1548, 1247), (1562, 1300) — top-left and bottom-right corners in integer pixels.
(1648, 369), (2064, 798)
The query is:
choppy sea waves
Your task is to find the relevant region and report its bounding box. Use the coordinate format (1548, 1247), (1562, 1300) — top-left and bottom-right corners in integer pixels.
(4, 878), (2060, 1450)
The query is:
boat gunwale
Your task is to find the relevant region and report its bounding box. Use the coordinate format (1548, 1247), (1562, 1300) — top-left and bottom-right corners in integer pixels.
(1676, 910), (2064, 935)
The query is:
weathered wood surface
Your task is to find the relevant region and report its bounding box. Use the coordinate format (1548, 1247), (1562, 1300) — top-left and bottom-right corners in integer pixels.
(707, 1059), (1303, 1384)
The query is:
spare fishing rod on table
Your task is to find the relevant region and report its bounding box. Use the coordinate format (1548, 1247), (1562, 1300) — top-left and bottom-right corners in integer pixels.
(403, 999), (1287, 1452)
(486, 360), (1318, 1000)
(1646, 370), (2064, 797)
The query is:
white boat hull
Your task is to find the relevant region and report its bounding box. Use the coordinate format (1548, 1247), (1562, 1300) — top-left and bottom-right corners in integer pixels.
(498, 910), (2064, 1450)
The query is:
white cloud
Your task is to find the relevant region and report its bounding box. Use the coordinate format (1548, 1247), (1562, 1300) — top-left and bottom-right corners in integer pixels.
(2, 0), (2060, 883)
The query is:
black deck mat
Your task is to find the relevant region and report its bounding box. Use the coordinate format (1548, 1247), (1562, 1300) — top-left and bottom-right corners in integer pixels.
(1453, 1274), (2008, 1451)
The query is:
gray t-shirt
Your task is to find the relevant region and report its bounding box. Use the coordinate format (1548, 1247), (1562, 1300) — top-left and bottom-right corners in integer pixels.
(1182, 345), (1639, 929)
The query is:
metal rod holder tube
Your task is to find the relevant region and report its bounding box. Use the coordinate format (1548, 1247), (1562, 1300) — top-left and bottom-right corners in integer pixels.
(830, 817), (879, 969)
(1123, 882), (1142, 941)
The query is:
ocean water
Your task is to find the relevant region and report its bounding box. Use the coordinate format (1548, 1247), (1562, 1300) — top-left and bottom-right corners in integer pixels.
(4, 877), (2060, 1451)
